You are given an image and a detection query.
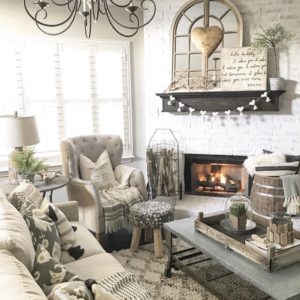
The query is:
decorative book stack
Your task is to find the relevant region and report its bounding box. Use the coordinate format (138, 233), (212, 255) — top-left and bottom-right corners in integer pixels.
(267, 217), (294, 247)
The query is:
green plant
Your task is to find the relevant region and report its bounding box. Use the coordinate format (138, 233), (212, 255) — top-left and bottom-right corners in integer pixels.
(12, 148), (47, 175)
(251, 23), (294, 77)
(230, 203), (247, 217)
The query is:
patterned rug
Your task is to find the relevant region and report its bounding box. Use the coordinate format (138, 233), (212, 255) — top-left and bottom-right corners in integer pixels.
(112, 242), (270, 300)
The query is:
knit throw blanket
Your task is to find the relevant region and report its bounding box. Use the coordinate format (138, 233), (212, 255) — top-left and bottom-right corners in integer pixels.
(100, 186), (143, 233)
(93, 270), (152, 300)
(282, 174), (300, 215)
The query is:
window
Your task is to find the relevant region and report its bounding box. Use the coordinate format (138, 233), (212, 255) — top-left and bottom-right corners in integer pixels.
(0, 38), (133, 169)
(171, 0), (243, 90)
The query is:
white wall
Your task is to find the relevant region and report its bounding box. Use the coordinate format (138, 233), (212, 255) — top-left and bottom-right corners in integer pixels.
(144, 0), (300, 158)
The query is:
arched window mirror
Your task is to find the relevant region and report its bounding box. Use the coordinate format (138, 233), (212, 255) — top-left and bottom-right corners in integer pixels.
(171, 0), (243, 90)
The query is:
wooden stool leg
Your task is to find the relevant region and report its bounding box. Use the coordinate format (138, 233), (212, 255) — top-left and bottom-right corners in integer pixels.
(130, 227), (142, 252)
(144, 227), (153, 243)
(153, 228), (163, 258)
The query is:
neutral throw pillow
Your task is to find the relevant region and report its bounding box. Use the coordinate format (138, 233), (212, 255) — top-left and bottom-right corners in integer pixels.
(32, 244), (81, 293)
(0, 196), (36, 270)
(41, 198), (76, 250)
(255, 161), (299, 176)
(243, 152), (286, 176)
(80, 151), (117, 189)
(8, 182), (43, 211)
(47, 281), (93, 300)
(21, 200), (61, 260)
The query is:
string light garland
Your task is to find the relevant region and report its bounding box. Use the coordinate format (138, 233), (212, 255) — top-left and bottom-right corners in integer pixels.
(168, 91), (271, 117)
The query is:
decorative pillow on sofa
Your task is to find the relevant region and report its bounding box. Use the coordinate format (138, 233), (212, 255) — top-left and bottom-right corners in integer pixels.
(80, 150), (117, 189)
(32, 244), (81, 293)
(47, 281), (93, 300)
(41, 198), (76, 251)
(255, 161), (299, 176)
(21, 200), (61, 260)
(8, 182), (43, 211)
(0, 196), (36, 270)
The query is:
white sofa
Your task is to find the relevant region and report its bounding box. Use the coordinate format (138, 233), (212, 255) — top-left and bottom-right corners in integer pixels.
(0, 190), (149, 299)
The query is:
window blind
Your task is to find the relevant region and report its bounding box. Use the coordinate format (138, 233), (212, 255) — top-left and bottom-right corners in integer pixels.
(0, 38), (133, 166)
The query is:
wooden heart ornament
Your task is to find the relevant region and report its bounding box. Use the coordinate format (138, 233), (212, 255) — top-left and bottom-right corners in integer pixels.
(191, 26), (223, 56)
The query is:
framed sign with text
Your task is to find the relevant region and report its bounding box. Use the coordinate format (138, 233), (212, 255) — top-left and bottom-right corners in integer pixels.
(220, 47), (267, 91)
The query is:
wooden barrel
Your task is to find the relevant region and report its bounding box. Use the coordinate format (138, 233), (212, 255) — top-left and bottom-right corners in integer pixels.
(250, 175), (286, 216)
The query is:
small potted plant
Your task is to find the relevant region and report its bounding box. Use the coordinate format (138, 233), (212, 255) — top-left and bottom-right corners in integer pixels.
(229, 203), (248, 230)
(12, 148), (47, 183)
(251, 23), (294, 90)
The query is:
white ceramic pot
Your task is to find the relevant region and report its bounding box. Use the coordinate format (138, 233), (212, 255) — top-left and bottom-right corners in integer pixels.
(269, 77), (284, 90)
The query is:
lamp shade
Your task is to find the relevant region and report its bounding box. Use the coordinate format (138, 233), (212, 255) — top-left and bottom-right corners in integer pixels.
(2, 115), (40, 147)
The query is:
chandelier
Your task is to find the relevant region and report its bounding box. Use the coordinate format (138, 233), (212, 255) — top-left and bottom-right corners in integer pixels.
(24, 0), (156, 38)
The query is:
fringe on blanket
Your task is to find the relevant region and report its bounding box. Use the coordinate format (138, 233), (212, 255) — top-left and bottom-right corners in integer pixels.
(94, 270), (152, 300)
(283, 196), (300, 215)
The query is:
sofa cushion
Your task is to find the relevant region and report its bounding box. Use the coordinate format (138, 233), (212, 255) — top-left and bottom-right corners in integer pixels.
(0, 249), (47, 300)
(32, 244), (81, 293)
(41, 198), (75, 250)
(8, 182), (43, 211)
(0, 194), (35, 270)
(80, 151), (117, 189)
(60, 221), (105, 264)
(65, 253), (124, 281)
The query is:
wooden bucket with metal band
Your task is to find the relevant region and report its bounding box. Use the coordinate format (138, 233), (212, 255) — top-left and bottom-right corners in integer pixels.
(250, 175), (286, 216)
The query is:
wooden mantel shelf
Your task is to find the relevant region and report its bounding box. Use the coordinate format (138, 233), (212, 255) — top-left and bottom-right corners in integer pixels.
(156, 90), (285, 113)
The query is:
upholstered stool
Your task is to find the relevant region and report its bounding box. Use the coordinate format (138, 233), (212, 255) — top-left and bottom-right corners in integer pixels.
(129, 201), (174, 258)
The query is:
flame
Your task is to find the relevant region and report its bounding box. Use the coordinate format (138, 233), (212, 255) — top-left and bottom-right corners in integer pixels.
(220, 174), (226, 184)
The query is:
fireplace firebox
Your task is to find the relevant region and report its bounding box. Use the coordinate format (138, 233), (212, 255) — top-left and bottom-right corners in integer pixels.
(185, 154), (251, 197)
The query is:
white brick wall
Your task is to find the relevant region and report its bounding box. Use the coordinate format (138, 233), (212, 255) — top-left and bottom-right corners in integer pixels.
(144, 0), (300, 156)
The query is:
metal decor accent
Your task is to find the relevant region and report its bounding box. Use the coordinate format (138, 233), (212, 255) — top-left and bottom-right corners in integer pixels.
(24, 0), (156, 38)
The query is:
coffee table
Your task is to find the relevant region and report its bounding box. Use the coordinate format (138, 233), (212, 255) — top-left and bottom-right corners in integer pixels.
(164, 217), (300, 300)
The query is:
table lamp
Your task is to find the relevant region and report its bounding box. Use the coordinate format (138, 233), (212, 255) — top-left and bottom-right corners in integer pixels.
(1, 112), (40, 183)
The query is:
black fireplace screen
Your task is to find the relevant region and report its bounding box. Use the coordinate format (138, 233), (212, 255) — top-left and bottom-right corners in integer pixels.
(185, 154), (250, 197)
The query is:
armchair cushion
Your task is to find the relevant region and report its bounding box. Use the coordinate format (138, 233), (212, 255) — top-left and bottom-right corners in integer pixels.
(80, 151), (117, 189)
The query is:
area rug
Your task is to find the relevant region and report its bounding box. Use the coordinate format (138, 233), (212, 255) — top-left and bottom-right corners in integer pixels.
(112, 242), (270, 300)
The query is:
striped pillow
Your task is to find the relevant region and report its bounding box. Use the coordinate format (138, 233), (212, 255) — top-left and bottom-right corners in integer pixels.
(41, 198), (75, 251)
(255, 161), (299, 177)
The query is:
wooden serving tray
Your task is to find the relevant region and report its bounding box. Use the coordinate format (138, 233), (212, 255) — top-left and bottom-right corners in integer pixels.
(194, 212), (300, 272)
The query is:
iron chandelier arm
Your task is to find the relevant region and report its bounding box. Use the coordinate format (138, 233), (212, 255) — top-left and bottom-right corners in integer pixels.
(108, 0), (133, 8)
(24, 0), (80, 28)
(104, 0), (156, 31)
(24, 0), (156, 38)
(104, 0), (139, 37)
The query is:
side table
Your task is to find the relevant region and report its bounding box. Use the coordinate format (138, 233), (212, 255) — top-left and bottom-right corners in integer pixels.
(0, 176), (69, 202)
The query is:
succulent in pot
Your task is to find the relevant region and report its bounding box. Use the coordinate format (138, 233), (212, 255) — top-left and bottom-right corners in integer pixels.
(251, 23), (294, 90)
(229, 202), (248, 230)
(12, 148), (47, 183)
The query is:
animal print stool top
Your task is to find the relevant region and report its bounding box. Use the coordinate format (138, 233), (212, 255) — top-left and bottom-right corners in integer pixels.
(129, 201), (174, 228)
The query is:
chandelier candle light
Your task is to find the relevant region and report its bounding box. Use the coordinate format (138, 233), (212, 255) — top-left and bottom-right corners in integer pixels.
(24, 0), (156, 38)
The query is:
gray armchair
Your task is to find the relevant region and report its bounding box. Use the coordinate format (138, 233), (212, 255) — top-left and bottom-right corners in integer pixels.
(60, 135), (147, 237)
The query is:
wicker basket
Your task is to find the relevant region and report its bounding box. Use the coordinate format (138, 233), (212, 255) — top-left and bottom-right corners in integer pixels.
(250, 175), (286, 216)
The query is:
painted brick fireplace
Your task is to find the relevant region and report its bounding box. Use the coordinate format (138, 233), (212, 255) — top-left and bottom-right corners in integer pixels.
(184, 154), (252, 197)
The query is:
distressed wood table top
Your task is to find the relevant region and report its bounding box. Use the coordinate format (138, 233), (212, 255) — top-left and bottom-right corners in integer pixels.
(164, 217), (300, 300)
